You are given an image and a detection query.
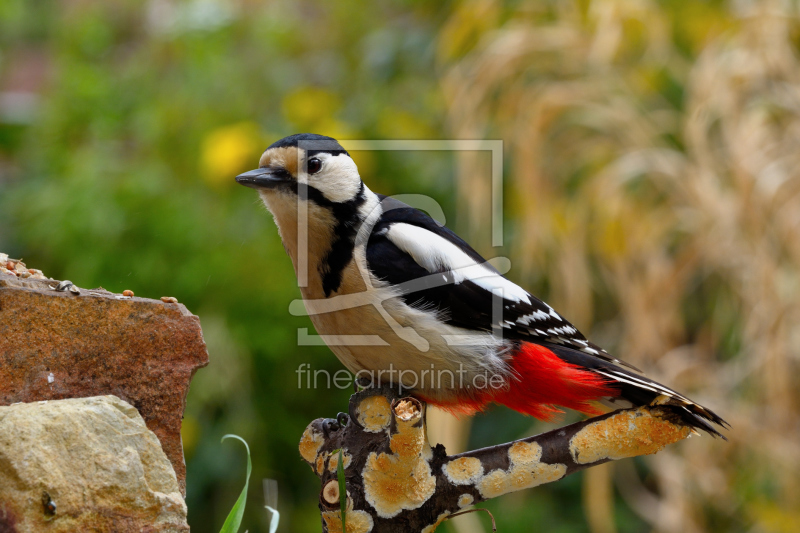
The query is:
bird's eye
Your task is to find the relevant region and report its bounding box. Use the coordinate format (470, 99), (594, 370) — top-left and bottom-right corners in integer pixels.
(307, 158), (322, 174)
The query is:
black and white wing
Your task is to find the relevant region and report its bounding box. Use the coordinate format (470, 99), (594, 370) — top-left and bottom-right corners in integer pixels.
(365, 196), (632, 368)
(364, 197), (729, 435)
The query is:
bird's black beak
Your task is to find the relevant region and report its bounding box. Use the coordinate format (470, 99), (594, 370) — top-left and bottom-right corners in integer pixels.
(235, 168), (290, 190)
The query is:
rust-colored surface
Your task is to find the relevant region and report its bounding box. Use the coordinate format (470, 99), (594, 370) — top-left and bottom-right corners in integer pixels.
(0, 272), (209, 495)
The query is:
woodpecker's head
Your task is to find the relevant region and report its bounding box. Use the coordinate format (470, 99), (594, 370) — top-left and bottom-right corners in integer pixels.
(235, 133), (364, 206)
(236, 134), (376, 290)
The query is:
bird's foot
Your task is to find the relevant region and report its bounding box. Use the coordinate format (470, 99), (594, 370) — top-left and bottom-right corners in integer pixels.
(321, 411), (350, 438)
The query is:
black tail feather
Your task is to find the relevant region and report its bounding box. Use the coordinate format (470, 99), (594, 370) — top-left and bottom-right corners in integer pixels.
(545, 342), (730, 438)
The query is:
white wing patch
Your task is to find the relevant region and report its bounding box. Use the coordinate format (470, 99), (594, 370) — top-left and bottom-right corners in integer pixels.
(545, 305), (562, 320)
(380, 222), (626, 367)
(516, 310), (550, 325)
(386, 223), (532, 304)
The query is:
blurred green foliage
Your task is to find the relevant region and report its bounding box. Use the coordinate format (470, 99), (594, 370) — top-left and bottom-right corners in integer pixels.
(2, 1), (798, 533)
(0, 1), (459, 531)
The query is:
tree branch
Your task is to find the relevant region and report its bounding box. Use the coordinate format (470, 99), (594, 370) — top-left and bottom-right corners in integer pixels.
(299, 386), (693, 533)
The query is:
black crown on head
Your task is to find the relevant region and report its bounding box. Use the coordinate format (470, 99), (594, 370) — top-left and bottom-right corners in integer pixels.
(268, 133), (349, 158)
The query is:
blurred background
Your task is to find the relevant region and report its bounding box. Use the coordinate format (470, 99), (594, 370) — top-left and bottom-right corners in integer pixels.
(1, 0), (799, 532)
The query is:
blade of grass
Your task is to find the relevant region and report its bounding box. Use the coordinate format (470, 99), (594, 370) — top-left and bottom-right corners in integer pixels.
(337, 448), (346, 531)
(219, 434), (252, 533)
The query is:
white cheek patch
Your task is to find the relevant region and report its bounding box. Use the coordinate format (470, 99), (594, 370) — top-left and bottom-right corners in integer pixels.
(299, 153), (362, 203)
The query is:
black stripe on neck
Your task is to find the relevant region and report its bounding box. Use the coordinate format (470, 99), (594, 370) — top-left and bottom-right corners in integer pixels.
(291, 181), (367, 297)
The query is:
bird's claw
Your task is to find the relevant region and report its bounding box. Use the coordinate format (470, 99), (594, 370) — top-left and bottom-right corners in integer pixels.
(322, 412), (350, 438)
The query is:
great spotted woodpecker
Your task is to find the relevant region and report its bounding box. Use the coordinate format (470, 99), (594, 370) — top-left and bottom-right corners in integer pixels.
(236, 133), (727, 436)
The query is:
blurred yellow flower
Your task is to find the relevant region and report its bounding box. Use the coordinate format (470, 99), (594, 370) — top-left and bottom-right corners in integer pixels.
(281, 89), (377, 178)
(436, 0), (499, 62)
(377, 108), (435, 139)
(598, 216), (627, 258)
(201, 122), (262, 187)
(282, 86), (341, 130)
(750, 500), (800, 533)
(308, 117), (355, 141)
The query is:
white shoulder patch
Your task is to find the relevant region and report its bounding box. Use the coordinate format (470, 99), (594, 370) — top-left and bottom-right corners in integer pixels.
(385, 223), (532, 304)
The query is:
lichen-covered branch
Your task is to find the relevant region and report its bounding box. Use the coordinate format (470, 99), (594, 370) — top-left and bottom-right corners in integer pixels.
(299, 386), (694, 533)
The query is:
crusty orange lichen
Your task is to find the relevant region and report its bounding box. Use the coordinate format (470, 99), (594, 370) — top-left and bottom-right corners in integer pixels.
(362, 450), (436, 518)
(356, 395), (392, 433)
(421, 511), (451, 533)
(321, 509), (374, 533)
(388, 402), (426, 459)
(328, 451), (352, 473)
(476, 441), (566, 499)
(508, 440), (540, 464)
(443, 457), (484, 485)
(569, 407), (691, 465)
(457, 494), (474, 508)
(299, 424), (325, 464)
(361, 404), (435, 518)
(388, 426), (425, 459)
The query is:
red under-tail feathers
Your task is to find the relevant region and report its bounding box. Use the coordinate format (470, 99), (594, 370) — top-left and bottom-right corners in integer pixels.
(425, 342), (618, 421)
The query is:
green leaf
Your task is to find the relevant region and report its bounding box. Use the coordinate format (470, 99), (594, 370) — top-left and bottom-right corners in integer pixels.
(219, 434), (252, 533)
(337, 448), (347, 531)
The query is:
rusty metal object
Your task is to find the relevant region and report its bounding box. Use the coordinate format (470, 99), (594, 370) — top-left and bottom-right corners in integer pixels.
(300, 386), (694, 533)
